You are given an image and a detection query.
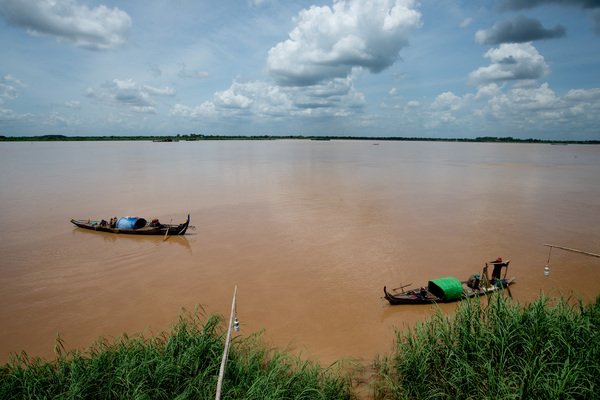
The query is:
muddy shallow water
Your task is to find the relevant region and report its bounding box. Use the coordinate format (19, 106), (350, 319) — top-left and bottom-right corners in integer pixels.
(1, 140), (599, 365)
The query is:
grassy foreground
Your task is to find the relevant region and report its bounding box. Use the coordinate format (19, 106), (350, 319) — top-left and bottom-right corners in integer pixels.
(373, 293), (600, 399)
(0, 308), (356, 399)
(1, 295), (599, 399)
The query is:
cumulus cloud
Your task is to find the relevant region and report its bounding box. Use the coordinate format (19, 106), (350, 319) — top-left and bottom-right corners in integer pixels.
(172, 80), (289, 120)
(469, 43), (550, 84)
(0, 0), (131, 50)
(411, 82), (600, 135)
(431, 92), (463, 111)
(478, 83), (600, 131)
(476, 15), (566, 45)
(85, 79), (175, 114)
(0, 75), (33, 126)
(563, 87), (600, 101)
(496, 0), (600, 12)
(0, 75), (27, 104)
(266, 0), (422, 86)
(171, 77), (365, 121)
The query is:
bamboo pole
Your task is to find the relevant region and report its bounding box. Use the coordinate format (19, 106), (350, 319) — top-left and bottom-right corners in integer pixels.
(543, 244), (600, 259)
(215, 286), (237, 400)
(163, 219), (172, 241)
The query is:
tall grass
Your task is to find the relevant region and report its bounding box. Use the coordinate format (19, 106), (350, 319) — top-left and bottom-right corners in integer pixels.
(372, 293), (600, 399)
(0, 307), (357, 399)
(3, 295), (599, 399)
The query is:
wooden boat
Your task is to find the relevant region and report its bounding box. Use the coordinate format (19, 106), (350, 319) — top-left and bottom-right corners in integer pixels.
(70, 215), (190, 236)
(383, 260), (515, 305)
(153, 138), (179, 142)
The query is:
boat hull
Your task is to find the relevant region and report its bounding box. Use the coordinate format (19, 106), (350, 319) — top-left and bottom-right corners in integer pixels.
(70, 215), (190, 236)
(383, 278), (515, 305)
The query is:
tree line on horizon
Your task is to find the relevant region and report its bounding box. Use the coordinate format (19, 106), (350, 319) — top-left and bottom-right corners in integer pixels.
(0, 134), (598, 144)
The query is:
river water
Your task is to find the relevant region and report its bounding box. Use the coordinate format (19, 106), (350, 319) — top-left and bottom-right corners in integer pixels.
(1, 140), (599, 366)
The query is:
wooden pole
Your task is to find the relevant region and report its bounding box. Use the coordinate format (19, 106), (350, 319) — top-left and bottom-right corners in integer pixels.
(543, 244), (600, 259)
(163, 219), (172, 241)
(215, 286), (237, 400)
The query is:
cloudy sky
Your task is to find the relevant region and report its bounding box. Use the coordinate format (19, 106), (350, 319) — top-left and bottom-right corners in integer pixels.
(1, 0), (599, 139)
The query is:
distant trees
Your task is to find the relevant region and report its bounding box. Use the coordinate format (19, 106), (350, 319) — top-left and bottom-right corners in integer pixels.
(0, 134), (597, 144)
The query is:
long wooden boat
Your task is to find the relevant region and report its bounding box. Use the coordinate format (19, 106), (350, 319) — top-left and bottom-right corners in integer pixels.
(383, 260), (515, 305)
(70, 215), (190, 236)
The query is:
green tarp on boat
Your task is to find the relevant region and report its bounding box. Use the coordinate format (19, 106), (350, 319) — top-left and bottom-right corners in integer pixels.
(428, 277), (463, 301)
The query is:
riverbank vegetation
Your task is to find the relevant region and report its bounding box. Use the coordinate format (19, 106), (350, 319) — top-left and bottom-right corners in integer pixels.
(1, 294), (599, 399)
(1, 134), (598, 144)
(373, 293), (600, 399)
(0, 308), (356, 400)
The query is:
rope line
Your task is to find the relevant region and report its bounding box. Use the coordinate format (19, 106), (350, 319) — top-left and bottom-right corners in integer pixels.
(544, 244), (600, 259)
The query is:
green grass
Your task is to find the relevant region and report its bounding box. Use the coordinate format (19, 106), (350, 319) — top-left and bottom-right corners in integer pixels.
(2, 295), (600, 399)
(0, 307), (357, 399)
(372, 293), (600, 399)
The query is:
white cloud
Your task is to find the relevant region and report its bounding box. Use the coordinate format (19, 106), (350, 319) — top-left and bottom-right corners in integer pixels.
(85, 79), (175, 115)
(0, 0), (131, 50)
(469, 43), (550, 84)
(171, 77), (365, 121)
(143, 85), (176, 97)
(431, 92), (463, 111)
(0, 75), (27, 104)
(407, 83), (600, 136)
(563, 87), (600, 101)
(172, 80), (290, 120)
(171, 0), (418, 127)
(266, 0), (422, 86)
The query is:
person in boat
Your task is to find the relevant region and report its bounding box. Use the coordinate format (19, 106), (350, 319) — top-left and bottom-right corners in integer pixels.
(467, 273), (480, 290)
(489, 257), (507, 283)
(419, 286), (427, 299)
(110, 217), (117, 228)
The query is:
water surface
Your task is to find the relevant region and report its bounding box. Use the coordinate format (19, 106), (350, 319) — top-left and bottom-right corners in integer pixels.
(1, 140), (599, 365)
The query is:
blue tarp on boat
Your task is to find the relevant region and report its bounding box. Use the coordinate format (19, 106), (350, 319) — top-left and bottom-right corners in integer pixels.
(116, 217), (147, 230)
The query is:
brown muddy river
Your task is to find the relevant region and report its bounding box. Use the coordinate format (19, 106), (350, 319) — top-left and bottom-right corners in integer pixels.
(1, 140), (599, 366)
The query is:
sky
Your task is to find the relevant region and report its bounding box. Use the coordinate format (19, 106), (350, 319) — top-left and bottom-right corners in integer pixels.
(0, 0), (599, 140)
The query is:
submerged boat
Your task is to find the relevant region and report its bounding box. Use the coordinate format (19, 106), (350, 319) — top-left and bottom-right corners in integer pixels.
(70, 215), (190, 236)
(383, 259), (515, 305)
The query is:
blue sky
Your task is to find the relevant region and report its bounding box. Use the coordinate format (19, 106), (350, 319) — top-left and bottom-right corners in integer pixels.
(1, 0), (599, 140)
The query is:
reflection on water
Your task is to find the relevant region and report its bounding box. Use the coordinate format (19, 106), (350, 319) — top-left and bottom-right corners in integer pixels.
(71, 228), (193, 253)
(1, 140), (599, 365)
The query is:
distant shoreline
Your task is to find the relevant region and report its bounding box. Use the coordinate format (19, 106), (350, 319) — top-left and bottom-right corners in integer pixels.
(0, 134), (598, 145)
